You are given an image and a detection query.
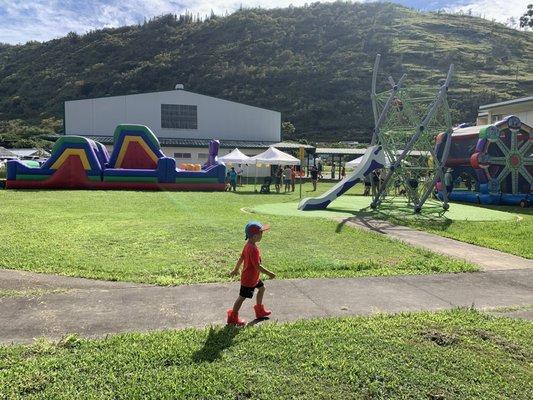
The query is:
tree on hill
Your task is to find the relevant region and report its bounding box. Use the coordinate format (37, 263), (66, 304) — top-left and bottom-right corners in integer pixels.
(281, 122), (296, 140)
(520, 4), (533, 28)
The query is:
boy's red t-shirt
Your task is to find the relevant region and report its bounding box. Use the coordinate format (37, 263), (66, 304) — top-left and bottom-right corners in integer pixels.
(240, 241), (261, 287)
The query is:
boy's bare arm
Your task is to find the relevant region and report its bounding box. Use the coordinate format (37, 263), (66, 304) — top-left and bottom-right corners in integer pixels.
(229, 256), (244, 276)
(258, 264), (276, 279)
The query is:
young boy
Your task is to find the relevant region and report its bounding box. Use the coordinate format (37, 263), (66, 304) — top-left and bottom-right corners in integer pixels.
(227, 221), (276, 326)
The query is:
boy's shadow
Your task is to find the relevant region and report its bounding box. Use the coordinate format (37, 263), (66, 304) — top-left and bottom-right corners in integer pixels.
(191, 325), (241, 363)
(192, 319), (268, 363)
(247, 317), (269, 327)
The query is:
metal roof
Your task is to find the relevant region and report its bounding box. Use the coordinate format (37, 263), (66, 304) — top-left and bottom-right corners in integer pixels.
(0, 146), (17, 159)
(85, 136), (280, 149)
(479, 96), (533, 110)
(315, 147), (367, 155)
(9, 148), (50, 158)
(316, 147), (429, 156)
(271, 141), (314, 149)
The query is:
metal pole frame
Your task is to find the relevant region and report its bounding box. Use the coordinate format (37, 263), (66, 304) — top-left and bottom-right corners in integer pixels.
(371, 64), (454, 212)
(370, 55), (407, 147)
(415, 96), (454, 211)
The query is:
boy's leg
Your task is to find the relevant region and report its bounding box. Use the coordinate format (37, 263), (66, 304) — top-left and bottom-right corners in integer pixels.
(256, 286), (265, 305)
(253, 283), (271, 318)
(232, 295), (245, 313)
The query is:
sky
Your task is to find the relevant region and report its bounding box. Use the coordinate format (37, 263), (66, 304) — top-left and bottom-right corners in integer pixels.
(0, 0), (529, 44)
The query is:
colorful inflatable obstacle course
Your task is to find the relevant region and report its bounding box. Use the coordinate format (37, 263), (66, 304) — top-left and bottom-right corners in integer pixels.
(6, 124), (226, 191)
(439, 115), (532, 206)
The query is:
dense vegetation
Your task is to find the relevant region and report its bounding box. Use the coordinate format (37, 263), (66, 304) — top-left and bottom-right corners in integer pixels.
(0, 2), (532, 146)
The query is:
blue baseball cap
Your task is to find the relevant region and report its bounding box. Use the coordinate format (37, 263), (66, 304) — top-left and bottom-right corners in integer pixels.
(244, 220), (270, 239)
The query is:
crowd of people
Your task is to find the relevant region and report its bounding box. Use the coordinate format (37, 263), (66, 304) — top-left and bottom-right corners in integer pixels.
(274, 165), (297, 193)
(223, 161), (350, 194)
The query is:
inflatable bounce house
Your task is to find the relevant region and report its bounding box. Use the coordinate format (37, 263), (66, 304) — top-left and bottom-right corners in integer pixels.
(5, 124), (225, 191)
(439, 115), (532, 206)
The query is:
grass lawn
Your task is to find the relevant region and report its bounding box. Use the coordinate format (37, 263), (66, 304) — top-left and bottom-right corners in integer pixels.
(0, 184), (475, 285)
(386, 205), (532, 259)
(0, 309), (531, 399)
(253, 185), (532, 259)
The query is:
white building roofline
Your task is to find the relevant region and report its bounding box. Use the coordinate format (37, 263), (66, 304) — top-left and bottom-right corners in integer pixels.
(64, 89), (281, 114)
(479, 96), (533, 111)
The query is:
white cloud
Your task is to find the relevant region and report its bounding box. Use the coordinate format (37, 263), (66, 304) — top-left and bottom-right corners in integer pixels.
(444, 0), (528, 25)
(0, 0), (528, 44)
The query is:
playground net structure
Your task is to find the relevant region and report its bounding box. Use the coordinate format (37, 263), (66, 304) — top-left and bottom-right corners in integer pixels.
(369, 55), (454, 213)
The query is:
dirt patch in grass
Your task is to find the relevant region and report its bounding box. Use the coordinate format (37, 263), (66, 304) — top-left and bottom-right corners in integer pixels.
(421, 329), (460, 347)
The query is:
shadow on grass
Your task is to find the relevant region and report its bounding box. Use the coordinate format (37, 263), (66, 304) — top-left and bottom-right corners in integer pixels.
(334, 202), (453, 234)
(192, 325), (242, 363)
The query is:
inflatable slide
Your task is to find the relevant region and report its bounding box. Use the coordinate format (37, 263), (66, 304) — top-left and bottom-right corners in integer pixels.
(298, 145), (386, 210)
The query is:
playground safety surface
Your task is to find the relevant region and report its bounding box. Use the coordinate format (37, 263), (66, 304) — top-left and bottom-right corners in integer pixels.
(249, 196), (519, 221)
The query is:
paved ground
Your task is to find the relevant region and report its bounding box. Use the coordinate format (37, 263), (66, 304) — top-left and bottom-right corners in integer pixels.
(1, 268), (532, 344)
(339, 216), (533, 271)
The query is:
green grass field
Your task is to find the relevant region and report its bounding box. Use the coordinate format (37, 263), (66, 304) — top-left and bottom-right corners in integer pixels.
(388, 206), (532, 259)
(0, 309), (531, 399)
(251, 187), (532, 259)
(0, 184), (474, 285)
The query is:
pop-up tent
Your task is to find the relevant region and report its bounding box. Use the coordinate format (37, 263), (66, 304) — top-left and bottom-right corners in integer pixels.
(346, 154), (391, 168)
(218, 148), (255, 186)
(218, 148), (254, 165)
(250, 146), (300, 165)
(250, 147), (301, 193)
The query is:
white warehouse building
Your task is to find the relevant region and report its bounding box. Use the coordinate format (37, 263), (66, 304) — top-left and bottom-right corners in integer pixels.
(64, 88), (286, 168)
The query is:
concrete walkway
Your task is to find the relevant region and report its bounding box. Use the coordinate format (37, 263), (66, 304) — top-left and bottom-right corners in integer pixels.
(339, 216), (533, 271)
(1, 268), (532, 344)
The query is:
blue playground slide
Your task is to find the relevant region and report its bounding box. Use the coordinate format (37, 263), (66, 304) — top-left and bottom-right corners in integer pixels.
(298, 146), (386, 210)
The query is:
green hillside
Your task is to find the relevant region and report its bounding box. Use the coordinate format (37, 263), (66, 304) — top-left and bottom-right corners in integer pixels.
(0, 2), (531, 145)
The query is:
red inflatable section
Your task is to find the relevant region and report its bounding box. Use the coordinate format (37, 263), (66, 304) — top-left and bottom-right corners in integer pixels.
(6, 156), (97, 189)
(470, 152), (482, 169)
(120, 141), (157, 169)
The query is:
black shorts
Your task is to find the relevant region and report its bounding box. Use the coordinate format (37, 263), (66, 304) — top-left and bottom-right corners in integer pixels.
(239, 280), (264, 298)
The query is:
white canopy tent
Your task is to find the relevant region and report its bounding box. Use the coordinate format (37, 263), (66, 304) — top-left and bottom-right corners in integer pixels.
(217, 148), (254, 165)
(217, 148), (255, 187)
(249, 147), (301, 193)
(250, 146), (300, 165)
(346, 154), (391, 168)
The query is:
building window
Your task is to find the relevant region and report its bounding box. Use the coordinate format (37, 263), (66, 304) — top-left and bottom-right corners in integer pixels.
(197, 153), (209, 160)
(491, 114), (502, 123)
(174, 152), (192, 159)
(161, 104), (198, 129)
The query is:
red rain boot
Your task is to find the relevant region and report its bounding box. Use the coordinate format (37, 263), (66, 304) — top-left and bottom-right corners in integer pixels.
(254, 304), (272, 319)
(227, 309), (246, 326)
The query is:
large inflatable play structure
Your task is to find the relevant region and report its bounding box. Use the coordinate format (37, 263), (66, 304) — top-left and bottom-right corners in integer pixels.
(439, 115), (532, 206)
(299, 54), (454, 213)
(5, 124), (225, 191)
